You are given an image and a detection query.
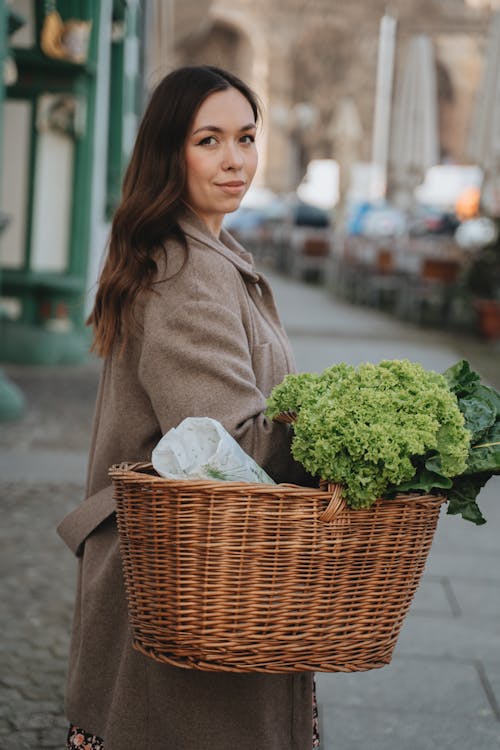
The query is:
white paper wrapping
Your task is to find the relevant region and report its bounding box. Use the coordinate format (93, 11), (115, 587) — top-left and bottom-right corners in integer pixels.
(152, 417), (275, 484)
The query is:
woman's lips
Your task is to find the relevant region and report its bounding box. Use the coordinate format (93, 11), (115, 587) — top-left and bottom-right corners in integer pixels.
(215, 181), (246, 194)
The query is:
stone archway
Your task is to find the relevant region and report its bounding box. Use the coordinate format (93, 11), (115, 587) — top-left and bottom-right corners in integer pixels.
(434, 35), (484, 163)
(175, 19), (253, 81)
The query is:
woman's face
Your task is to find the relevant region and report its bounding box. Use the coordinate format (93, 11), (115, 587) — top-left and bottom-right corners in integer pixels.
(184, 87), (258, 236)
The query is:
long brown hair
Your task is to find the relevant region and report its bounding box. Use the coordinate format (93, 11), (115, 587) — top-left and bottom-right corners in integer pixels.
(88, 65), (261, 357)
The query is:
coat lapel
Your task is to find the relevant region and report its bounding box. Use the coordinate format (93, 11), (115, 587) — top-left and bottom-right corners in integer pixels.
(176, 207), (289, 346)
(177, 208), (260, 283)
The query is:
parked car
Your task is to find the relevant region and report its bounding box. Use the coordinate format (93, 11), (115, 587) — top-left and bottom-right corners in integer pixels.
(359, 205), (407, 238)
(223, 206), (269, 246)
(345, 201), (407, 238)
(408, 205), (459, 237)
(223, 195), (289, 261)
(275, 199), (332, 281)
(224, 196), (333, 281)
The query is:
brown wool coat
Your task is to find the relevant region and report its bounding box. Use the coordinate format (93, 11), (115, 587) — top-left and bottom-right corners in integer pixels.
(57, 210), (314, 750)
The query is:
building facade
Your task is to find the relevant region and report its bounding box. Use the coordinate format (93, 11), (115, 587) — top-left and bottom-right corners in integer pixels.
(170, 0), (496, 193)
(0, 0), (142, 367)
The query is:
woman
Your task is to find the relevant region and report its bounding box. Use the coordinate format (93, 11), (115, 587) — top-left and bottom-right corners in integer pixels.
(58, 65), (320, 750)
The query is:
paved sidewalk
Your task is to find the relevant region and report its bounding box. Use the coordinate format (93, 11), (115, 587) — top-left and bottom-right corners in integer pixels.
(1, 269), (499, 749)
(268, 271), (500, 750)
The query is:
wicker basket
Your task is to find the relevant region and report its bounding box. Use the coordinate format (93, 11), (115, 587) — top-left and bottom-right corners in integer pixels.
(109, 462), (445, 674)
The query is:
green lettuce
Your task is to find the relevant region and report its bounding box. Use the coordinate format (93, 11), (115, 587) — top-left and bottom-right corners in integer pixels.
(267, 359), (470, 510)
(267, 358), (500, 524)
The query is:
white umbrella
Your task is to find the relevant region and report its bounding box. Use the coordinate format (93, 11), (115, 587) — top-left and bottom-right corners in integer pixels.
(467, 11), (500, 217)
(389, 34), (440, 208)
(371, 14), (397, 199)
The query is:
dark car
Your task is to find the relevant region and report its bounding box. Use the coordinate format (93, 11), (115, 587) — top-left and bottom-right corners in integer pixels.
(277, 200), (332, 281)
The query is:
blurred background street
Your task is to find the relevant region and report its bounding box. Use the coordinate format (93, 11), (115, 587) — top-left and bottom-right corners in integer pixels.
(1, 0), (500, 748)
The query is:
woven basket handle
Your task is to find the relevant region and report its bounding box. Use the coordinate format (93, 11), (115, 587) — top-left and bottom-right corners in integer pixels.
(319, 483), (346, 523)
(109, 461), (155, 476)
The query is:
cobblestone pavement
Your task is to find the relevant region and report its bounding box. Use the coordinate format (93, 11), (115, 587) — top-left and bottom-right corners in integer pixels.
(0, 363), (97, 750)
(0, 482), (83, 750)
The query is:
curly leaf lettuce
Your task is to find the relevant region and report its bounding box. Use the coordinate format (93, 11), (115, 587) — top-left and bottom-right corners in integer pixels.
(268, 359), (470, 510)
(265, 371), (320, 419)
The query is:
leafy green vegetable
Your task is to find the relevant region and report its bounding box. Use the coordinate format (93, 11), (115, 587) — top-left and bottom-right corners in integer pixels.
(266, 371), (320, 417)
(389, 452), (453, 494)
(268, 358), (500, 525)
(459, 387), (497, 442)
(465, 421), (500, 475)
(446, 474), (490, 525)
(267, 359), (470, 509)
(442, 359), (481, 397)
(440, 360), (500, 524)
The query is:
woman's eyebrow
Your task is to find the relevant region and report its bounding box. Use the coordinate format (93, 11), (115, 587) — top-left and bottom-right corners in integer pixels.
(192, 123), (257, 136)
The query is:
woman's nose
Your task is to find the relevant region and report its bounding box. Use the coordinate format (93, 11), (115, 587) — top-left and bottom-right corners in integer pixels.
(221, 141), (244, 170)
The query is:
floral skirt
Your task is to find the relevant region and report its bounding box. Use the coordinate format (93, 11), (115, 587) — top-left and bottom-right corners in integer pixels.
(67, 725), (104, 749)
(68, 679), (321, 748)
(312, 677), (320, 747)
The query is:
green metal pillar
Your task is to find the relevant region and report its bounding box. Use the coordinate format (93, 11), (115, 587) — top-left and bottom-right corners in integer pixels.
(0, 1), (103, 364)
(106, 0), (141, 217)
(0, 0), (141, 367)
(0, 0), (25, 419)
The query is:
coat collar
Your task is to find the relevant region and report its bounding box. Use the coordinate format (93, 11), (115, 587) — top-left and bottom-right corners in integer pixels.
(177, 207), (260, 283)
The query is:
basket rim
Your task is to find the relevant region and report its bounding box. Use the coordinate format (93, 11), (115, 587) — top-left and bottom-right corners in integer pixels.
(108, 462), (447, 507)
(108, 462), (330, 497)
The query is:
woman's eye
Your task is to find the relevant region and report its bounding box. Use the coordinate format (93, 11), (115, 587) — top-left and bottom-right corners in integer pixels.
(240, 134), (255, 144)
(198, 136), (217, 146)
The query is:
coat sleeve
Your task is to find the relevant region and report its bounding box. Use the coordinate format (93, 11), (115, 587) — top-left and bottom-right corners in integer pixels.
(137, 282), (308, 484)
